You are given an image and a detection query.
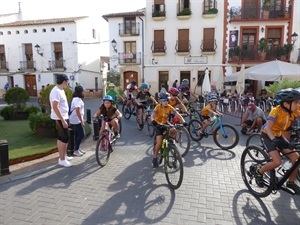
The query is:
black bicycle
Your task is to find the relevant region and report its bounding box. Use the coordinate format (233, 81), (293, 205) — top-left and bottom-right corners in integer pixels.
(122, 99), (136, 120)
(241, 144), (300, 198)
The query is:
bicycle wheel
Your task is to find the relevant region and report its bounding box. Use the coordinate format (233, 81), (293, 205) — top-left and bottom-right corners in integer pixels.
(122, 103), (132, 120)
(146, 115), (155, 137)
(246, 133), (262, 147)
(240, 145), (274, 198)
(213, 124), (239, 150)
(164, 144), (184, 190)
(189, 108), (201, 121)
(175, 126), (191, 157)
(187, 119), (204, 141)
(118, 119), (122, 134)
(95, 135), (111, 167)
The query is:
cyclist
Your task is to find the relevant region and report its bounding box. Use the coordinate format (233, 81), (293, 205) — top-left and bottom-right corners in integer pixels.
(168, 87), (188, 123)
(151, 93), (186, 168)
(125, 80), (138, 107)
(255, 88), (300, 194)
(177, 79), (197, 104)
(106, 82), (123, 106)
(136, 83), (158, 129)
(93, 95), (122, 139)
(198, 96), (223, 136)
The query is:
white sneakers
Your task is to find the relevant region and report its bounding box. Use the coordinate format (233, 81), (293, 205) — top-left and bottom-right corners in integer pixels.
(66, 155), (73, 160)
(73, 150), (84, 156)
(58, 158), (72, 168)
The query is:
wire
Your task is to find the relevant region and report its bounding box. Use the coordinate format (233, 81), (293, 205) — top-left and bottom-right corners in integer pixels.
(72, 41), (109, 44)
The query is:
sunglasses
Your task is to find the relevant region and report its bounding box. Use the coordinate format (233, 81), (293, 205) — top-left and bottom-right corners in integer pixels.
(161, 99), (168, 102)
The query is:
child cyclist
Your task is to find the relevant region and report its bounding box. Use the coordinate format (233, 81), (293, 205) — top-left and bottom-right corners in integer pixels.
(136, 83), (158, 129)
(168, 87), (188, 123)
(93, 95), (122, 139)
(150, 93), (186, 168)
(198, 96), (223, 136)
(106, 82), (124, 107)
(255, 88), (300, 194)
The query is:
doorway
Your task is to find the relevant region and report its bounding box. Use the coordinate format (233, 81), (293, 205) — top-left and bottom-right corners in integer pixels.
(158, 71), (169, 92)
(24, 74), (37, 96)
(180, 71), (190, 85)
(123, 71), (138, 90)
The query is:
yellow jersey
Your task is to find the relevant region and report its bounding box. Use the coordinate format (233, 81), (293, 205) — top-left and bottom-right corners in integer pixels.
(153, 104), (177, 124)
(168, 97), (181, 108)
(201, 103), (216, 117)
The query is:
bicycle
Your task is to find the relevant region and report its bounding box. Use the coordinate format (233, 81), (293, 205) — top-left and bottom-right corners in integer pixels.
(95, 115), (119, 167)
(240, 144), (300, 198)
(187, 115), (239, 150)
(122, 98), (136, 120)
(135, 100), (155, 131)
(153, 123), (184, 190)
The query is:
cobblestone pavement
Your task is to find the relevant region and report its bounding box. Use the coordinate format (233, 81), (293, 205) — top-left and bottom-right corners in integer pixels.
(0, 98), (300, 225)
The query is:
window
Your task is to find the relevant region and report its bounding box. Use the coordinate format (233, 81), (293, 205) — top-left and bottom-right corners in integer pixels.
(60, 27), (65, 31)
(51, 28), (55, 32)
(178, 0), (190, 10)
(241, 28), (257, 59)
(0, 45), (6, 70)
(33, 29), (37, 33)
(7, 31), (11, 35)
(124, 41), (136, 63)
(153, 30), (165, 53)
(54, 42), (64, 68)
(202, 28), (215, 52)
(0, 32), (3, 35)
(124, 17), (136, 35)
(153, 0), (165, 15)
(16, 30), (19, 34)
(42, 29), (46, 32)
(92, 29), (96, 39)
(203, 0), (217, 11)
(24, 30), (28, 34)
(177, 29), (189, 52)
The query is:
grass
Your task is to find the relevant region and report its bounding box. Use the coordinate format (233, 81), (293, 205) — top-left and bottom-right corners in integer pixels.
(0, 118), (91, 160)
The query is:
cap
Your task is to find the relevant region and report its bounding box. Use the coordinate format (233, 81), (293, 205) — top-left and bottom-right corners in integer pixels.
(56, 74), (69, 83)
(248, 102), (256, 111)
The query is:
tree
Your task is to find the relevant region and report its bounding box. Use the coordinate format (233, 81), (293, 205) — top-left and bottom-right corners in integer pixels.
(107, 69), (121, 86)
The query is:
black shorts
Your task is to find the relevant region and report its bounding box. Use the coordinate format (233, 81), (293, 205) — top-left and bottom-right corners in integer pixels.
(54, 119), (69, 143)
(201, 115), (210, 121)
(261, 132), (292, 153)
(154, 125), (166, 136)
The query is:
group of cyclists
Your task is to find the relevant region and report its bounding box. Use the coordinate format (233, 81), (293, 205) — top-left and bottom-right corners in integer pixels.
(94, 79), (300, 195)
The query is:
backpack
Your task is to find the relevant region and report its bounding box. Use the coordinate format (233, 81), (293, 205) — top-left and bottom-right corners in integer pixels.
(68, 98), (74, 116)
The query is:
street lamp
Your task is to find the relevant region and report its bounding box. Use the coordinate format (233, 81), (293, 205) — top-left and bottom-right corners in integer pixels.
(111, 39), (117, 53)
(291, 32), (298, 45)
(34, 44), (43, 56)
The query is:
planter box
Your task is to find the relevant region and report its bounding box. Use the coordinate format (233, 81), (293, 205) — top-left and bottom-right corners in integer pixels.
(36, 127), (57, 138)
(11, 111), (29, 120)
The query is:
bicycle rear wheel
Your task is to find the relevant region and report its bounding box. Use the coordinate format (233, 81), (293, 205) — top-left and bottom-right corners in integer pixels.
(187, 119), (204, 141)
(165, 144), (184, 190)
(146, 115), (155, 137)
(175, 126), (191, 157)
(240, 145), (274, 198)
(213, 124), (239, 149)
(95, 135), (111, 167)
(246, 133), (262, 147)
(122, 103), (132, 120)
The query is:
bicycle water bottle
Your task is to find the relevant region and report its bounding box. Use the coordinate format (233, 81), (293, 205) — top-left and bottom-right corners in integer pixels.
(277, 157), (291, 176)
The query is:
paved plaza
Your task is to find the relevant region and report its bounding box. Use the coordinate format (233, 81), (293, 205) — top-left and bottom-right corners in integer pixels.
(0, 98), (300, 225)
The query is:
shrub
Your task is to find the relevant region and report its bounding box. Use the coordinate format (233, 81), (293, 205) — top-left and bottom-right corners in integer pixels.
(207, 8), (218, 14)
(24, 105), (40, 114)
(266, 79), (300, 96)
(28, 113), (55, 132)
(178, 8), (191, 16)
(0, 106), (15, 120)
(4, 87), (29, 109)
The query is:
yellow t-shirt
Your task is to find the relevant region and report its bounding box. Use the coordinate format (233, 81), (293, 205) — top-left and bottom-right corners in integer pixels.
(201, 103), (216, 117)
(262, 105), (296, 137)
(168, 97), (180, 108)
(153, 104), (177, 124)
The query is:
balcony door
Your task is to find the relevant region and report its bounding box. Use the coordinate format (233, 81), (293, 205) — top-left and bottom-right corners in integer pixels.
(242, 0), (259, 19)
(241, 28), (257, 60)
(124, 41), (136, 63)
(154, 30), (165, 53)
(178, 29), (189, 52)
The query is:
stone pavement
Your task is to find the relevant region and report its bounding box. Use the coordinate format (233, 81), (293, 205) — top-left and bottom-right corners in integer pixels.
(0, 114), (300, 225)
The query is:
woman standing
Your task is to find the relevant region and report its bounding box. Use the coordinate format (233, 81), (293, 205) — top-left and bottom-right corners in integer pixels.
(70, 86), (86, 156)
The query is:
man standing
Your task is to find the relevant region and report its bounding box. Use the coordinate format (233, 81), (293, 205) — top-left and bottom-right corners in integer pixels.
(241, 102), (266, 134)
(50, 74), (73, 167)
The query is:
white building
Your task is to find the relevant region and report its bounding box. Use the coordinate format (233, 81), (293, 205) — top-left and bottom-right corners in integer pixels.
(0, 15), (102, 96)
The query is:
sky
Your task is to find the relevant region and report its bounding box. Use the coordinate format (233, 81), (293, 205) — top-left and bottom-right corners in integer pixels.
(0, 0), (146, 55)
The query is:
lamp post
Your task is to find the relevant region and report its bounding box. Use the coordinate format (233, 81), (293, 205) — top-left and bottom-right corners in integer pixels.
(111, 39), (117, 53)
(291, 32), (298, 45)
(34, 44), (43, 56)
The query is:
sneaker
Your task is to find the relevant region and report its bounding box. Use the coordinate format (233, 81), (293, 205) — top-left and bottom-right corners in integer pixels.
(286, 182), (300, 195)
(139, 124), (143, 130)
(255, 168), (264, 187)
(73, 150), (84, 157)
(115, 133), (120, 139)
(78, 149), (86, 155)
(152, 157), (159, 168)
(66, 155), (73, 161)
(58, 159), (72, 168)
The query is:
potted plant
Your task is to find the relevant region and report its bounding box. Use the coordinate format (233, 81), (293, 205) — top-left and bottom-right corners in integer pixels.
(177, 8), (192, 16)
(262, 0), (273, 19)
(207, 8), (218, 14)
(229, 46), (241, 60)
(258, 38), (268, 60)
(152, 10), (166, 17)
(283, 43), (293, 58)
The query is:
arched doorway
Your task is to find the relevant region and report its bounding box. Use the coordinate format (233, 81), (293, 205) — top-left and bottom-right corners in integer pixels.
(123, 71), (138, 90)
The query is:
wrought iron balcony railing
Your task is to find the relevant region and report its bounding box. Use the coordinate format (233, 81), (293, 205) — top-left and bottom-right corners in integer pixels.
(152, 4), (166, 17)
(118, 22), (140, 36)
(0, 61), (8, 71)
(118, 52), (141, 64)
(151, 41), (167, 53)
(18, 61), (36, 71)
(175, 40), (191, 53)
(47, 60), (66, 71)
(201, 39), (217, 52)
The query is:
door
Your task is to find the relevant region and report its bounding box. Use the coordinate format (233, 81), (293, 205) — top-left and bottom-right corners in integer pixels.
(180, 71), (190, 84)
(242, 0), (259, 19)
(24, 75), (37, 96)
(123, 71), (138, 91)
(158, 71), (169, 92)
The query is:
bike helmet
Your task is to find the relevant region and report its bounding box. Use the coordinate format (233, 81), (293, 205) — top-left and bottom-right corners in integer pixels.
(103, 95), (114, 102)
(75, 85), (83, 93)
(275, 88), (300, 103)
(108, 83), (115, 87)
(131, 80), (137, 85)
(182, 79), (189, 84)
(208, 96), (218, 103)
(158, 92), (170, 100)
(140, 83), (149, 89)
(169, 87), (179, 96)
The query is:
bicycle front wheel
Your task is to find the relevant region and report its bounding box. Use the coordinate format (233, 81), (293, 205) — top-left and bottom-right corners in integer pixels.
(122, 104), (132, 120)
(187, 119), (204, 141)
(246, 133), (262, 147)
(164, 144), (184, 190)
(213, 124), (239, 149)
(175, 126), (191, 157)
(95, 136), (111, 167)
(146, 115), (155, 137)
(240, 145), (274, 198)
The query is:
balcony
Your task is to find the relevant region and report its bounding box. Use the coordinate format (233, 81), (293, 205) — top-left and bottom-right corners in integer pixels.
(118, 52), (141, 64)
(118, 22), (140, 36)
(151, 41), (167, 55)
(18, 61), (36, 72)
(201, 39), (217, 54)
(228, 44), (285, 62)
(229, 6), (291, 21)
(177, 7), (191, 20)
(47, 60), (66, 71)
(202, 1), (218, 18)
(152, 4), (166, 21)
(175, 40), (191, 55)
(0, 61), (8, 72)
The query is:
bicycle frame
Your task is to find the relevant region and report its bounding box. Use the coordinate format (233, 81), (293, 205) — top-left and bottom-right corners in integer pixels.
(206, 116), (227, 138)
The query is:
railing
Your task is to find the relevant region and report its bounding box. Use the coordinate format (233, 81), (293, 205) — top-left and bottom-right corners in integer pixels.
(48, 60), (66, 71)
(152, 4), (166, 17)
(118, 22), (140, 36)
(151, 41), (167, 53)
(201, 39), (217, 52)
(175, 40), (191, 53)
(229, 6), (291, 21)
(18, 61), (36, 71)
(202, 0), (217, 15)
(0, 61), (8, 71)
(118, 52), (141, 64)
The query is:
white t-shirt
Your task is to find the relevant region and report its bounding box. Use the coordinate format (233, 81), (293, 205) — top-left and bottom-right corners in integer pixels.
(69, 97), (85, 125)
(246, 107), (266, 121)
(49, 86), (69, 120)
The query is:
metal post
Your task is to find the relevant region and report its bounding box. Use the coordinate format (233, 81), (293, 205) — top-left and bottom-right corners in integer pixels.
(0, 140), (10, 175)
(67, 128), (75, 156)
(86, 109), (91, 124)
(92, 118), (100, 140)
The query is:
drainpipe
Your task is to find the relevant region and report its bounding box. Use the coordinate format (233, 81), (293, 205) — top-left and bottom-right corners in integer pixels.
(139, 16), (145, 83)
